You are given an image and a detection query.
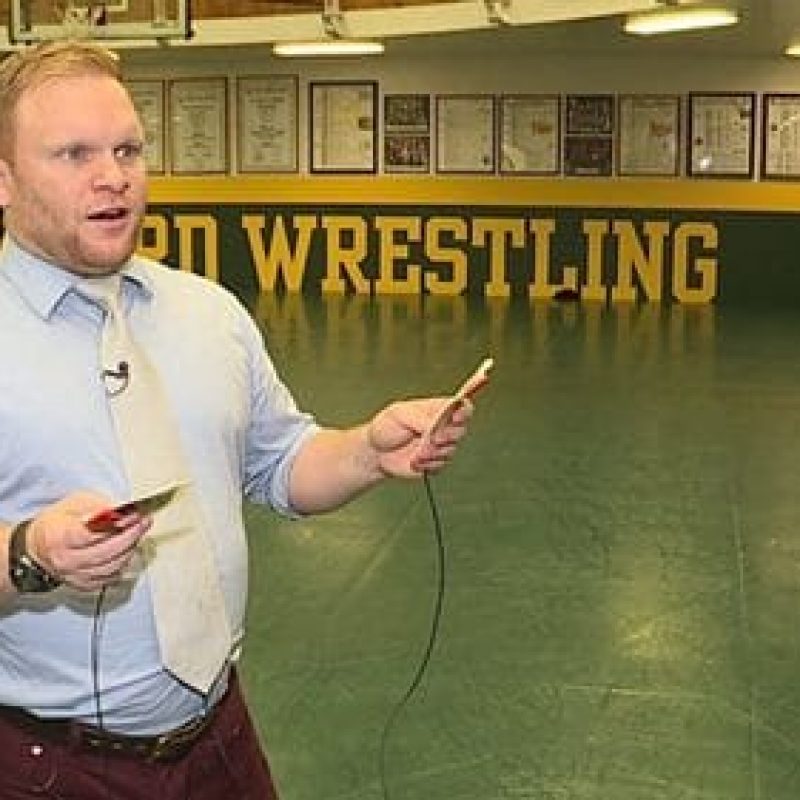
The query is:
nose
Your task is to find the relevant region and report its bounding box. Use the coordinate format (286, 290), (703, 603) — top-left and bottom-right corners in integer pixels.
(92, 150), (131, 192)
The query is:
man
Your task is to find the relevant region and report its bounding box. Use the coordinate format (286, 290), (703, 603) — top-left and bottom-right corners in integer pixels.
(0, 41), (474, 800)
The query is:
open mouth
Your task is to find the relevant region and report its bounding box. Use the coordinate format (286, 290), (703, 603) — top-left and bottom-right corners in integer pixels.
(88, 207), (129, 222)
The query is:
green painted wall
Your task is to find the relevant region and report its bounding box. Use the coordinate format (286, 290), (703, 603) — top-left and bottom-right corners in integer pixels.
(140, 176), (800, 307)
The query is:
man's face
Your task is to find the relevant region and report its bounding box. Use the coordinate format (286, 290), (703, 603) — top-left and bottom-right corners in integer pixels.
(0, 73), (147, 276)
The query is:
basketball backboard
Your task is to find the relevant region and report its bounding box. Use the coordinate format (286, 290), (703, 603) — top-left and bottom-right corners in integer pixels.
(9, 0), (190, 44)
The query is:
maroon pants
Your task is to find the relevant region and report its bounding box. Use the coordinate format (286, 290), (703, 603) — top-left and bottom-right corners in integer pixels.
(0, 673), (279, 800)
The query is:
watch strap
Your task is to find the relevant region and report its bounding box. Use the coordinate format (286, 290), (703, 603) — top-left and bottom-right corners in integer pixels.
(8, 519), (62, 593)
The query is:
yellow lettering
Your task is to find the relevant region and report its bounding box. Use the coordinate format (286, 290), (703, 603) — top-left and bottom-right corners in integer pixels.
(174, 214), (219, 282)
(472, 218), (524, 298)
(374, 216), (422, 295)
(528, 218), (558, 300)
(673, 222), (718, 303)
(320, 216), (370, 295)
(582, 219), (610, 302)
(137, 213), (169, 263)
(424, 217), (468, 296)
(242, 214), (316, 293)
(612, 220), (669, 303)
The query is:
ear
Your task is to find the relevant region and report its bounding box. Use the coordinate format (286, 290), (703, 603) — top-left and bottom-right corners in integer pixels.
(0, 159), (14, 208)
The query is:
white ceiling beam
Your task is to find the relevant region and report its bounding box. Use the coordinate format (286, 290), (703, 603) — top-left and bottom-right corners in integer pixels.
(179, 0), (663, 46)
(0, 0), (665, 50)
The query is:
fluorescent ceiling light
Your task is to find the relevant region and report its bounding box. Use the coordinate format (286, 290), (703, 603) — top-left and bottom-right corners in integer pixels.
(785, 43), (800, 57)
(623, 5), (739, 35)
(272, 40), (384, 56)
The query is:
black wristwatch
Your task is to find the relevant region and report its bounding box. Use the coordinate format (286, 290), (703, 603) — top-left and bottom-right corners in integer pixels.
(8, 519), (62, 593)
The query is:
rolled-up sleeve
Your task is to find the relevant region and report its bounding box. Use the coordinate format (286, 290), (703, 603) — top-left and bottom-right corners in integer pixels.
(240, 315), (320, 516)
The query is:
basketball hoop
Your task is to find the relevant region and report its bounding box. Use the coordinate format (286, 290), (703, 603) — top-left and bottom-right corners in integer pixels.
(10, 0), (190, 44)
(54, 1), (107, 39)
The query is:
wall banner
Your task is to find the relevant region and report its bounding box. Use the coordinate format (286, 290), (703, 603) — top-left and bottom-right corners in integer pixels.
(138, 202), (800, 307)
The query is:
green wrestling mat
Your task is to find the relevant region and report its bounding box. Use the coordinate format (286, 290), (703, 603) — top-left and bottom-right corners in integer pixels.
(240, 295), (800, 800)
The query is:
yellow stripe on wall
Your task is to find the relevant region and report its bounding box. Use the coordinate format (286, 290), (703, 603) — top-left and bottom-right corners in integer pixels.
(147, 176), (800, 212)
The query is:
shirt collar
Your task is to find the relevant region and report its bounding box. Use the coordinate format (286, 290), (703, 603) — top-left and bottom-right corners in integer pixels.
(0, 236), (153, 319)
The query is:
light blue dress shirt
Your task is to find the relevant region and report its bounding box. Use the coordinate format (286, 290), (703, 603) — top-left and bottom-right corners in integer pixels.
(0, 237), (319, 733)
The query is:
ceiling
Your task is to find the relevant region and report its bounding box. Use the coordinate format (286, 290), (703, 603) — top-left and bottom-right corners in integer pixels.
(196, 0), (800, 58)
(3, 0), (800, 58)
(422, 1), (800, 59)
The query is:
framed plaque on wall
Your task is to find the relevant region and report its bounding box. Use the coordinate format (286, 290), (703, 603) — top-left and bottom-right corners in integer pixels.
(762, 93), (800, 180)
(499, 94), (560, 175)
(618, 94), (680, 177)
(237, 74), (298, 174)
(310, 81), (378, 173)
(126, 79), (166, 174)
(688, 92), (755, 179)
(169, 77), (229, 175)
(564, 94), (615, 176)
(436, 94), (495, 174)
(384, 93), (431, 173)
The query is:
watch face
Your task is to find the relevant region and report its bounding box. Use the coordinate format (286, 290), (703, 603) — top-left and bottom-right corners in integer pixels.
(11, 565), (33, 591)
(10, 554), (53, 592)
(9, 563), (26, 587)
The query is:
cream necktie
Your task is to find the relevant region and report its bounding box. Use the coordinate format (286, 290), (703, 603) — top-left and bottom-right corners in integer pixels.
(78, 274), (232, 694)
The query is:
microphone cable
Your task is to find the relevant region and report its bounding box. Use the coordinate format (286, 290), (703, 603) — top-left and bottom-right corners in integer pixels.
(91, 585), (109, 731)
(378, 471), (446, 800)
(90, 584), (113, 800)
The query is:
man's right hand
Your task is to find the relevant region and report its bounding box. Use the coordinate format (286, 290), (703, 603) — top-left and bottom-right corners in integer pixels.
(19, 492), (152, 592)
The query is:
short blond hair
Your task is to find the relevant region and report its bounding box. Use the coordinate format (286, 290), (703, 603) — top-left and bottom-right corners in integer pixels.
(0, 40), (121, 160)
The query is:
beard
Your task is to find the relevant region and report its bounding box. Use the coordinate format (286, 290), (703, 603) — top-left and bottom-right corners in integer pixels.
(5, 201), (144, 276)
